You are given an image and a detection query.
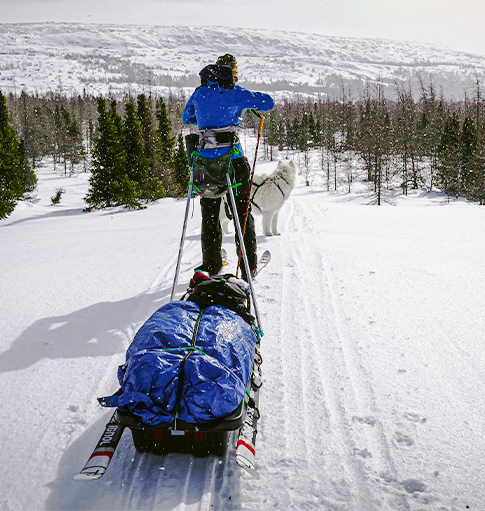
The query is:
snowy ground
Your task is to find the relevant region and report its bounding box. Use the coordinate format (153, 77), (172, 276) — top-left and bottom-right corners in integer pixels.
(1, 155), (485, 510)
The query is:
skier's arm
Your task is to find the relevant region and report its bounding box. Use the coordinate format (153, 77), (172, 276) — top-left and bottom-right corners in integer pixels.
(235, 87), (274, 113)
(182, 98), (197, 125)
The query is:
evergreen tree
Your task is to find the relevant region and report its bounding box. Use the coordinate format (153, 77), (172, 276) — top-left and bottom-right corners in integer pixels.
(264, 108), (284, 157)
(394, 87), (420, 194)
(356, 95), (392, 203)
(137, 94), (160, 178)
(66, 113), (85, 172)
(156, 96), (175, 192)
(436, 112), (461, 197)
(467, 122), (485, 203)
(172, 133), (190, 197)
(18, 138), (37, 194)
(123, 99), (149, 184)
(84, 97), (125, 210)
(460, 116), (478, 195)
(0, 90), (23, 219)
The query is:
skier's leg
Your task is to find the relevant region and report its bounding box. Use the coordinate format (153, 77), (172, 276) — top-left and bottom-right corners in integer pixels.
(231, 157), (258, 275)
(200, 196), (223, 274)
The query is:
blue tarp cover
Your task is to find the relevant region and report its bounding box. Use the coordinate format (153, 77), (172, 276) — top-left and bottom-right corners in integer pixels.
(99, 301), (256, 425)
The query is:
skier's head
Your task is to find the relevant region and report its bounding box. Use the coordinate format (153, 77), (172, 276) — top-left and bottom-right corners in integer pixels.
(216, 54), (238, 83)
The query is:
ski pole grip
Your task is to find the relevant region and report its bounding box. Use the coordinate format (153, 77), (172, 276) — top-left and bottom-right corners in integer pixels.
(258, 116), (265, 136)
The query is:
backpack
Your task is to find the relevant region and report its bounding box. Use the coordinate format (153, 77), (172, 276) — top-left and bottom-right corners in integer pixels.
(183, 272), (253, 324)
(189, 65), (239, 198)
(192, 151), (234, 198)
(199, 64), (234, 89)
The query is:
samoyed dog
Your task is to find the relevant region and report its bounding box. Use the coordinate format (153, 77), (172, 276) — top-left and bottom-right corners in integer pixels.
(221, 160), (297, 236)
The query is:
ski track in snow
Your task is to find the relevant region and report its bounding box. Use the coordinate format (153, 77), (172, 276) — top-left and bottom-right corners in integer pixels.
(253, 199), (398, 510)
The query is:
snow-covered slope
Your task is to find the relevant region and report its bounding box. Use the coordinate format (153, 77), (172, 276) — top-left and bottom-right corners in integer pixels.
(1, 23), (485, 99)
(1, 141), (485, 509)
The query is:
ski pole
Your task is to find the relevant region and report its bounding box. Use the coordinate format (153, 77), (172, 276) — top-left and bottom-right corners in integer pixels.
(226, 172), (262, 331)
(237, 113), (265, 276)
(170, 166), (194, 302)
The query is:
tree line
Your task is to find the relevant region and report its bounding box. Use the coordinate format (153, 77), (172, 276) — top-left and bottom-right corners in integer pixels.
(1, 90), (190, 217)
(2, 80), (485, 219)
(260, 81), (485, 204)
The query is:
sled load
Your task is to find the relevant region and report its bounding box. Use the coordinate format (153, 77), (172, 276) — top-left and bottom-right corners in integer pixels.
(100, 273), (261, 456)
(75, 271), (264, 480)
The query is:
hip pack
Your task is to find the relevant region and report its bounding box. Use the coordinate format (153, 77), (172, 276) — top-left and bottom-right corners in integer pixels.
(191, 127), (239, 199)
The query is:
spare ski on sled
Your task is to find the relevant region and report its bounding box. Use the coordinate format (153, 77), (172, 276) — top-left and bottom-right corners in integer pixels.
(236, 349), (262, 478)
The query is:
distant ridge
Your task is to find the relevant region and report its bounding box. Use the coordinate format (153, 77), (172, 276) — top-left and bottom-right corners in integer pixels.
(1, 23), (484, 99)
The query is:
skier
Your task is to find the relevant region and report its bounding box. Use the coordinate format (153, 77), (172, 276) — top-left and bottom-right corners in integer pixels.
(182, 53), (274, 280)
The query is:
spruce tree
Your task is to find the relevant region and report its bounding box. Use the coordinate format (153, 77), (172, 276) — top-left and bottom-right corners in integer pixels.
(460, 116), (478, 195)
(85, 97), (125, 210)
(121, 97), (149, 208)
(172, 133), (189, 197)
(137, 94), (159, 178)
(436, 112), (461, 197)
(18, 138), (37, 195)
(66, 113), (85, 172)
(394, 87), (419, 194)
(137, 94), (166, 201)
(0, 90), (23, 219)
(156, 96), (175, 193)
(468, 123), (485, 203)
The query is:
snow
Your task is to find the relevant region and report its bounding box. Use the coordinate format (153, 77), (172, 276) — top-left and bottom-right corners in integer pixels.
(2, 149), (485, 510)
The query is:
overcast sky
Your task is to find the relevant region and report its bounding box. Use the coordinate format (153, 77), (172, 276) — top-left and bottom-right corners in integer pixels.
(2, 0), (485, 57)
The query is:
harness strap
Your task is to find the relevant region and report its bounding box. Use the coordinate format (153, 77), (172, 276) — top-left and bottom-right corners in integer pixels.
(250, 174), (291, 210)
(173, 309), (205, 417)
(199, 126), (239, 150)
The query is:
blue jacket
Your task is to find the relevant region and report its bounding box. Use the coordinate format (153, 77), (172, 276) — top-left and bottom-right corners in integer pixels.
(183, 81), (274, 159)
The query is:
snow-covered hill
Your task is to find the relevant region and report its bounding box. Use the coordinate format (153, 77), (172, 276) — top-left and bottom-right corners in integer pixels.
(2, 136), (485, 509)
(1, 23), (485, 99)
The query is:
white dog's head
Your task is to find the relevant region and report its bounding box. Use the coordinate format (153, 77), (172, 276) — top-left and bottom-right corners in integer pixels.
(276, 160), (297, 188)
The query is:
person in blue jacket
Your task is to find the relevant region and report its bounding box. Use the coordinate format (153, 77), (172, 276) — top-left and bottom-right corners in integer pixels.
(183, 54), (274, 280)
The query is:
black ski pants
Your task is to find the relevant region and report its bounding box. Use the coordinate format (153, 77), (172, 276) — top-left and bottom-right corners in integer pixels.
(200, 156), (257, 277)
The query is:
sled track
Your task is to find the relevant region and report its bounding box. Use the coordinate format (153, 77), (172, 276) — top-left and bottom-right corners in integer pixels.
(97, 435), (239, 511)
(268, 200), (415, 509)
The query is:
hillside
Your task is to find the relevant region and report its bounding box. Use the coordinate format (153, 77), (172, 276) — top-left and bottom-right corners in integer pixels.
(1, 23), (485, 99)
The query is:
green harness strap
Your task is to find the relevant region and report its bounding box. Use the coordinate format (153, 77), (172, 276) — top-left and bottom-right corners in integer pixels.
(173, 308), (205, 417)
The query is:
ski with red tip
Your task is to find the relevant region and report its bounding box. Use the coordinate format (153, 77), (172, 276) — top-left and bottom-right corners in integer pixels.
(236, 352), (262, 478)
(252, 250), (271, 278)
(73, 413), (125, 480)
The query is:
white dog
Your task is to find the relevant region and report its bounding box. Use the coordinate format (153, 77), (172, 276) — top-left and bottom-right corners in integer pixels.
(221, 160), (297, 236)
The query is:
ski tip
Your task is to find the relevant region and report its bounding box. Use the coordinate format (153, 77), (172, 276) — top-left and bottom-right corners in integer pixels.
(236, 457), (261, 479)
(73, 472), (104, 481)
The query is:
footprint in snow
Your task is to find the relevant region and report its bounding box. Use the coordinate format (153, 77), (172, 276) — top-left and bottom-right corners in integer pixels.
(395, 431), (414, 447)
(352, 415), (376, 427)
